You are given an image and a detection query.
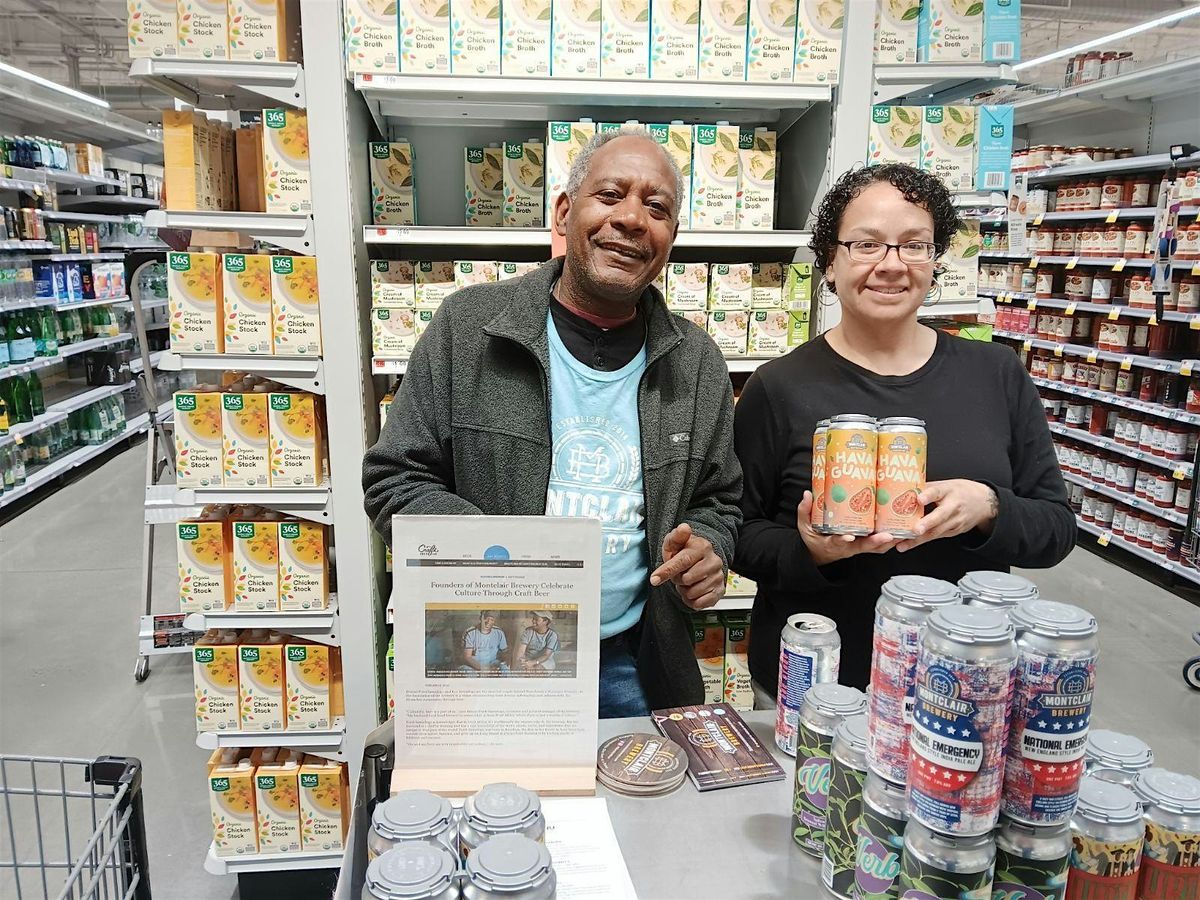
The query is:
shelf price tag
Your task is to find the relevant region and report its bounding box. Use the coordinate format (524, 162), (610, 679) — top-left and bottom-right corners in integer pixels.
(1113, 258), (1127, 272)
(1027, 299), (1037, 310)
(1065, 302), (1077, 315)
(1175, 468), (1187, 481)
(1087, 350), (1099, 363)
(1097, 532), (1111, 547)
(1054, 344), (1065, 357)
(1182, 361), (1195, 377)
(1066, 257), (1079, 270)
(1033, 213), (1044, 226)
(1108, 307), (1121, 320)
(1120, 357), (1133, 371)
(1190, 317), (1200, 331)
(1023, 340), (1033, 352)
(1106, 209), (1121, 224)
(1028, 256), (1040, 268)
(1193, 262), (1200, 276)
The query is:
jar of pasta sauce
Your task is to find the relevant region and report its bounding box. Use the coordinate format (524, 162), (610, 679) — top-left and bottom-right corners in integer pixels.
(1079, 226), (1104, 257)
(1178, 276), (1199, 313)
(1033, 227), (1055, 257)
(1177, 221), (1200, 260)
(1130, 177), (1153, 208)
(1098, 361), (1119, 392)
(1164, 424), (1189, 461)
(1131, 323), (1150, 353)
(1066, 272), (1094, 299)
(1035, 267), (1056, 299)
(1054, 227), (1079, 257)
(1175, 480), (1192, 515)
(1147, 323), (1173, 358)
(1127, 273), (1154, 308)
(1100, 177), (1126, 209)
(1091, 273), (1114, 302)
(1138, 371), (1159, 402)
(1103, 224), (1126, 257)
(1115, 365), (1136, 396)
(1111, 506), (1127, 537)
(1020, 268), (1037, 294)
(1124, 222), (1150, 258)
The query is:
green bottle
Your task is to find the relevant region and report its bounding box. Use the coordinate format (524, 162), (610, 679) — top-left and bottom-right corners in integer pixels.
(10, 374), (32, 423)
(0, 391), (9, 434)
(26, 370), (44, 417)
(7, 313), (32, 363)
(39, 308), (58, 356)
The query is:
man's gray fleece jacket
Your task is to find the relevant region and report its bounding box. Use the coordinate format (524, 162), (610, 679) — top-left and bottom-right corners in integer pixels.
(362, 257), (742, 709)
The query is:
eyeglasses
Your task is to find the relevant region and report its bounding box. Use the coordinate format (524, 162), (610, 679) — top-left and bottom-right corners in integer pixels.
(835, 240), (938, 264)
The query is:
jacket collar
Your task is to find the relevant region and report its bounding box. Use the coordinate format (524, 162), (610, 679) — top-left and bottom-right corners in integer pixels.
(483, 256), (684, 368)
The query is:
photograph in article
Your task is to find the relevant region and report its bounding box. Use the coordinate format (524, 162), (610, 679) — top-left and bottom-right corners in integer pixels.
(424, 604), (580, 679)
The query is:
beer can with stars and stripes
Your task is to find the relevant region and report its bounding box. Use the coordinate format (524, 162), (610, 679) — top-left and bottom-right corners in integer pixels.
(1001, 599), (1098, 827)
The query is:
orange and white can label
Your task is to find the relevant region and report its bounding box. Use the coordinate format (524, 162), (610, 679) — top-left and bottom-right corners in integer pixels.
(810, 425), (828, 530)
(824, 419), (878, 535)
(875, 424), (927, 538)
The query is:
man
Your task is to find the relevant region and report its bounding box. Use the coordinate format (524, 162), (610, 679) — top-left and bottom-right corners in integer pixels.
(460, 611), (508, 675)
(517, 612), (561, 673)
(363, 128), (742, 716)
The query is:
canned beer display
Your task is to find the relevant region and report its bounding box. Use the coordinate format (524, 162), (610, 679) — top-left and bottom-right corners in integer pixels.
(1084, 730), (1155, 786)
(1066, 777), (1145, 900)
(994, 816), (1072, 900)
(820, 714), (870, 898)
(958, 571), (1040, 612)
(362, 843), (461, 900)
(854, 771), (908, 900)
(823, 414), (879, 535)
(459, 784), (546, 858)
(898, 820), (997, 898)
(792, 683), (867, 856)
(775, 613), (841, 756)
(1131, 768), (1200, 900)
(462, 834), (556, 899)
(368, 789), (457, 860)
(873, 418), (928, 538)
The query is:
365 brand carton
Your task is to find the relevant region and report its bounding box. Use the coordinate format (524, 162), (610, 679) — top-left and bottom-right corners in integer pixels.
(254, 753), (302, 854)
(174, 389), (224, 487)
(692, 613), (725, 704)
(369, 141), (416, 226)
(737, 127), (776, 230)
(601, 0), (650, 79)
(748, 309), (789, 354)
(195, 632), (240, 733)
(262, 108), (311, 214)
(343, 0), (400, 73)
(454, 260), (500, 287)
(498, 261), (542, 279)
(983, 0), (1021, 63)
(975, 104), (1014, 192)
(650, 0), (699, 81)
(221, 391), (271, 487)
(503, 139), (545, 227)
(708, 310), (749, 355)
(128, 0), (179, 59)
(238, 635), (285, 729)
(751, 262), (783, 308)
(451, 0), (501, 75)
(546, 120), (595, 209)
(918, 0), (982, 62)
(920, 105), (976, 193)
(465, 145), (504, 227)
(222, 253), (273, 354)
(649, 122), (692, 228)
(746, 0), (795, 83)
(503, 0), (552, 76)
(177, 519), (230, 613)
(784, 262), (812, 312)
(665, 262), (708, 311)
(209, 754), (258, 856)
(553, 0), (601, 77)
(169, 251), (223, 354)
(415, 261), (457, 306)
(268, 392), (323, 487)
(271, 255), (321, 355)
(868, 105), (922, 167)
(691, 123), (740, 230)
(941, 220), (982, 301)
(698, 0), (747, 81)
(286, 643), (335, 730)
(232, 519), (280, 612)
(371, 307), (417, 358)
(178, 0), (228, 59)
(874, 0), (919, 64)
(371, 260), (416, 307)
(298, 757), (348, 851)
(415, 308), (437, 340)
(794, 0), (842, 84)
(278, 521), (328, 611)
(787, 310), (810, 346)
(400, 0), (451, 73)
(229, 0), (300, 62)
(722, 614), (753, 711)
(709, 262), (752, 310)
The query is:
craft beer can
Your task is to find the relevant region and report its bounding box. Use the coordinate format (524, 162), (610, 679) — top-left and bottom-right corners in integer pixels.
(792, 684), (867, 857)
(822, 714), (870, 898)
(824, 414), (878, 536)
(898, 820), (996, 899)
(958, 570), (1040, 612)
(1066, 776), (1144, 900)
(368, 789), (457, 860)
(906, 606), (1017, 837)
(462, 833), (556, 900)
(775, 613), (840, 756)
(855, 771), (907, 900)
(362, 843), (461, 900)
(811, 419), (831, 533)
(867, 575), (963, 785)
(458, 784), (546, 859)
(994, 815), (1072, 900)
(1002, 599), (1099, 826)
(873, 417), (927, 538)
(1131, 768), (1200, 900)
(1084, 730), (1154, 786)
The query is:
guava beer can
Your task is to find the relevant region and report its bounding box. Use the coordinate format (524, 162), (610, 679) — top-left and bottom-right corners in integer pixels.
(1132, 768), (1200, 900)
(867, 575), (963, 785)
(1066, 777), (1144, 900)
(994, 816), (1072, 900)
(874, 417), (927, 538)
(907, 606), (1017, 837)
(792, 684), (867, 857)
(811, 419), (831, 533)
(1002, 599), (1098, 826)
(821, 714), (870, 898)
(958, 570), (1040, 612)
(775, 613), (840, 756)
(1084, 730), (1154, 787)
(855, 771), (907, 900)
(824, 414), (878, 536)
(898, 820), (996, 899)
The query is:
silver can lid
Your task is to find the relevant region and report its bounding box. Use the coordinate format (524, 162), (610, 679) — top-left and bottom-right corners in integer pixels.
(1076, 776), (1142, 825)
(927, 605), (1015, 645)
(786, 612), (837, 635)
(465, 783), (542, 830)
(1133, 768), (1200, 816)
(1086, 730), (1154, 771)
(877, 416), (926, 427)
(828, 413), (876, 426)
(881, 575), (962, 610)
(1011, 599), (1098, 639)
(465, 833), (554, 892)
(833, 713), (870, 755)
(958, 571), (1040, 607)
(816, 418), (831, 428)
(372, 790), (453, 840)
(803, 683), (867, 718)
(365, 844), (458, 900)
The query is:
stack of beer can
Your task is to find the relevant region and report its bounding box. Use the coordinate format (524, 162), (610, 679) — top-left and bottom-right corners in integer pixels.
(595, 733), (688, 797)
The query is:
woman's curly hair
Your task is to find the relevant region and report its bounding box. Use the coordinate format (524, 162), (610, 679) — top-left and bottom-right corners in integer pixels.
(810, 164), (962, 273)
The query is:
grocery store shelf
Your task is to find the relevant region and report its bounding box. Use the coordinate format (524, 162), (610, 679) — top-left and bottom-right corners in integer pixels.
(101, 241), (168, 252)
(38, 168), (122, 189)
(55, 195), (159, 213)
(1075, 516), (1200, 586)
(0, 163), (48, 192)
(373, 355), (785, 376)
(0, 333), (132, 380)
(1047, 421), (1193, 478)
(0, 381), (133, 449)
(145, 481), (333, 525)
(59, 295), (131, 311)
(195, 717), (345, 755)
(979, 251), (1156, 268)
(129, 350), (165, 375)
(371, 357), (407, 375)
(1011, 58), (1200, 126)
(1031, 207), (1164, 223)
(918, 296), (996, 318)
(712, 595), (754, 612)
(0, 295), (124, 312)
(203, 843), (341, 876)
(39, 209), (129, 225)
(183, 595), (340, 646)
(994, 329), (1200, 376)
(873, 62), (1017, 104)
(363, 226), (811, 250)
(159, 350), (324, 393)
(984, 290), (1200, 325)
(1030, 375), (1200, 426)
(1024, 151), (1200, 184)
(1063, 471), (1187, 527)
(33, 252), (125, 262)
(130, 58), (306, 110)
(0, 239), (53, 251)
(145, 210), (312, 255)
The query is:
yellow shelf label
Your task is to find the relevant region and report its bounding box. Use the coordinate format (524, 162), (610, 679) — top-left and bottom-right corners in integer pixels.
(1023, 340), (1033, 352)
(1149, 313), (1158, 326)
(1192, 317), (1200, 331)
(1193, 261), (1200, 276)
(1108, 307), (1121, 320)
(1120, 357), (1133, 371)
(1027, 300), (1037, 310)
(1175, 468), (1187, 481)
(1033, 213), (1044, 226)
(1065, 302), (1077, 315)
(1066, 257), (1079, 270)
(1106, 209), (1120, 224)
(1087, 350), (1099, 363)
(1028, 256), (1040, 269)
(1097, 532), (1111, 547)
(1113, 258), (1127, 272)
(1054, 345), (1064, 357)
(1182, 362), (1195, 377)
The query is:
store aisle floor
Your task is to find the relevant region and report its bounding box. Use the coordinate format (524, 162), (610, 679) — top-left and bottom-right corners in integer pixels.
(3, 444), (1200, 900)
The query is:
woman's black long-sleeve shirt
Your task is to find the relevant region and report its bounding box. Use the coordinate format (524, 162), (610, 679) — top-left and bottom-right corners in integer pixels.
(733, 330), (1076, 694)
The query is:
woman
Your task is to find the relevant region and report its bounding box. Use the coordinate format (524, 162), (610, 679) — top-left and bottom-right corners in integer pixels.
(733, 163), (1075, 694)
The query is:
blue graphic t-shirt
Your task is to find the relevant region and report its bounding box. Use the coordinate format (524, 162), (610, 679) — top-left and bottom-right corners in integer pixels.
(545, 311), (649, 639)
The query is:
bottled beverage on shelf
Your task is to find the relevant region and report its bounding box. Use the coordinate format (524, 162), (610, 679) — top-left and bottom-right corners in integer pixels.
(6, 312), (34, 363)
(0, 390), (9, 435)
(34, 308), (57, 357)
(8, 376), (33, 424)
(26, 370), (44, 417)
(0, 318), (8, 368)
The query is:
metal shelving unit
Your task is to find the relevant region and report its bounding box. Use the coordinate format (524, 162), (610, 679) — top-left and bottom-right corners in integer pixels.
(203, 844), (342, 876)
(1063, 471), (1187, 527)
(1023, 151), (1200, 184)
(985, 290), (1200, 325)
(994, 329), (1200, 376)
(144, 209), (313, 255)
(195, 717), (345, 756)
(1076, 516), (1200, 587)
(129, 58), (306, 110)
(1047, 422), (1194, 478)
(0, 333), (132, 380)
(364, 225), (813, 250)
(159, 350), (325, 393)
(182, 595), (340, 645)
(1009, 57), (1200, 126)
(1030, 376), (1200, 426)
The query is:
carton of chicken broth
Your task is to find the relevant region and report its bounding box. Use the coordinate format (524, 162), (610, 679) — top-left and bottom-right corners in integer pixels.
(698, 0), (747, 81)
(465, 146), (504, 227)
(503, 0), (552, 76)
(343, 0), (400, 73)
(369, 141), (415, 226)
(941, 221), (982, 301)
(451, 0), (501, 75)
(169, 251), (223, 354)
(649, 122), (692, 229)
(874, 0), (919, 64)
(503, 140), (545, 227)
(399, 0), (450, 74)
(746, 0), (795, 83)
(545, 120), (595, 209)
(920, 105), (976, 192)
(918, 0), (982, 62)
(691, 123), (740, 230)
(222, 253), (273, 354)
(601, 0), (650, 79)
(868, 105), (921, 167)
(737, 127), (776, 231)
(794, 0), (842, 84)
(127, 0), (178, 59)
(649, 0), (699, 81)
(552, 0), (600, 77)
(178, 0), (228, 60)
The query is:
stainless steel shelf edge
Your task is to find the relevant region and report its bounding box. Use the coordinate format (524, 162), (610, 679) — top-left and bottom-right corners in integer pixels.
(129, 58), (306, 109)
(363, 225), (812, 249)
(1030, 375), (1200, 427)
(1075, 516), (1200, 586)
(195, 716), (346, 756)
(1025, 151), (1200, 184)
(145, 209), (314, 254)
(159, 350), (325, 393)
(1062, 471), (1187, 527)
(1047, 421), (1194, 478)
(873, 62), (1017, 104)
(1011, 58), (1200, 126)
(183, 595), (341, 646)
(0, 333), (133, 380)
(203, 843), (342, 876)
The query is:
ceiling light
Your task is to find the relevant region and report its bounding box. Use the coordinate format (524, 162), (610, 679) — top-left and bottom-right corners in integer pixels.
(0, 61), (111, 109)
(1013, 6), (1200, 72)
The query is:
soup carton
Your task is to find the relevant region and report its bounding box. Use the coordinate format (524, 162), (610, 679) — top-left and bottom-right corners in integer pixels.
(174, 389), (224, 487)
(222, 391), (271, 487)
(454, 260), (499, 288)
(222, 253), (273, 355)
(371, 307), (418, 358)
(975, 104), (1014, 192)
(255, 751), (302, 854)
(178, 0), (228, 59)
(299, 757), (348, 851)
(286, 643), (335, 730)
(177, 518), (230, 613)
(737, 127), (776, 230)
(271, 255), (322, 356)
(665, 262), (708, 311)
(371, 260), (416, 307)
(169, 251), (223, 354)
(691, 123), (740, 230)
(262, 108), (311, 214)
(601, 0), (650, 79)
(708, 262), (752, 310)
(128, 0), (179, 59)
(650, 0), (699, 81)
(751, 262), (783, 308)
(498, 261), (542, 279)
(400, 0), (451, 73)
(722, 613), (752, 711)
(546, 120), (595, 209)
(503, 140), (545, 228)
(794, 0), (842, 84)
(386, 636), (396, 716)
(784, 263), (812, 311)
(465, 146), (504, 227)
(268, 392), (323, 487)
(369, 141), (416, 226)
(238, 635), (285, 730)
(868, 105), (922, 167)
(415, 261), (457, 306)
(651, 266), (667, 297)
(279, 521), (328, 611)
(649, 122), (692, 228)
(343, 0), (400, 73)
(195, 631), (240, 732)
(451, 0), (501, 75)
(679, 309), (708, 330)
(874, 0), (918, 64)
(692, 613), (725, 704)
(698, 0), (747, 81)
(229, 0), (300, 61)
(748, 309), (789, 355)
(726, 570), (757, 597)
(553, 0), (601, 77)
(918, 0), (982, 62)
(787, 309), (810, 346)
(707, 310), (749, 356)
(232, 519), (280, 612)
(746, 0), (795, 83)
(209, 754), (258, 856)
(502, 0), (552, 76)
(983, 0), (1020, 63)
(920, 105), (976, 193)
(940, 221), (982, 301)
(415, 309), (437, 340)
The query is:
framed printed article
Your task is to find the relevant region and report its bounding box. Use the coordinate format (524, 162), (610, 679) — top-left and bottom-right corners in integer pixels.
(391, 515), (602, 795)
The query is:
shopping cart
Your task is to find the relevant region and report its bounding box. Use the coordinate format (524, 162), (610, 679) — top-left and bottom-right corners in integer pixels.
(0, 755), (152, 900)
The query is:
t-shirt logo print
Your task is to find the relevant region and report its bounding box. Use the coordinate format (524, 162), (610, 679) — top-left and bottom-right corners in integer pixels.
(567, 444), (612, 483)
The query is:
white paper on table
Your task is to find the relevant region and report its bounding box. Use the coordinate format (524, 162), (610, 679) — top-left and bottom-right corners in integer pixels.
(541, 797), (639, 899)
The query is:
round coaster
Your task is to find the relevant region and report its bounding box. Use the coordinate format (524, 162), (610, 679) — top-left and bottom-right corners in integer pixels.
(596, 733), (687, 793)
(598, 768), (686, 797)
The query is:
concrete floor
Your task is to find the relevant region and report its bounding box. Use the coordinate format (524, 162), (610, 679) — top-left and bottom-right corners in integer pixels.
(1, 443), (1199, 899)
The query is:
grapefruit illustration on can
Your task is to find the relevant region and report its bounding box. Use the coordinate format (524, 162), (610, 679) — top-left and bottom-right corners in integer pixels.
(875, 416), (927, 538)
(824, 414), (879, 536)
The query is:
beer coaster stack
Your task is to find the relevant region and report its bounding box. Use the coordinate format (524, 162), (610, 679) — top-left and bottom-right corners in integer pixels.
(596, 733), (687, 797)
